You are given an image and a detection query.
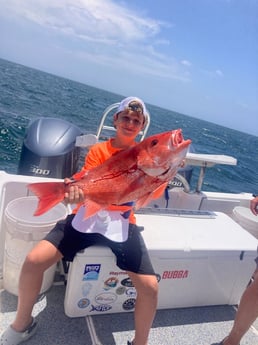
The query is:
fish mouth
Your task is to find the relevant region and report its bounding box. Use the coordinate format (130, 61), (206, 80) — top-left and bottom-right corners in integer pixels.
(170, 129), (191, 148)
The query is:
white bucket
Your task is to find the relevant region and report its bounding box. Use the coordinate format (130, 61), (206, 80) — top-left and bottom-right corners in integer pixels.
(233, 206), (258, 239)
(3, 196), (68, 296)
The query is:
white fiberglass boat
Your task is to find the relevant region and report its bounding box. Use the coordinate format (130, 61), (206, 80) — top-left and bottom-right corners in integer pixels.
(0, 103), (257, 345)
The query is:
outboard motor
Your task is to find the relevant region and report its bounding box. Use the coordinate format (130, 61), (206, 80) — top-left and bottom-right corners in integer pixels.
(18, 117), (83, 178)
(171, 165), (193, 188)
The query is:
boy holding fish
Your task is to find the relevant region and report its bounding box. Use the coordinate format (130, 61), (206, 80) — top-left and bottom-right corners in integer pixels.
(0, 97), (159, 345)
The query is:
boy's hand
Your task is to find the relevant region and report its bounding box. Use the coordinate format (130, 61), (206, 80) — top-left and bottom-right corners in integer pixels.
(64, 178), (84, 204)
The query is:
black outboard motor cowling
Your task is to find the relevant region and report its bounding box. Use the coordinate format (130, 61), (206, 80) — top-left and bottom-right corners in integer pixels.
(18, 117), (83, 178)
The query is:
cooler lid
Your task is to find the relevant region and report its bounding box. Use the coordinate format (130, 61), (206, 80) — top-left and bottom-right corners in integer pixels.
(136, 211), (258, 253)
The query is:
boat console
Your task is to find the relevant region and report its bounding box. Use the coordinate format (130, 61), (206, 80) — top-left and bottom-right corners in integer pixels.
(0, 104), (255, 316)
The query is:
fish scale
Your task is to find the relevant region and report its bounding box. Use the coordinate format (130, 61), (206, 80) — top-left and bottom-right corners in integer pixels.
(28, 129), (191, 219)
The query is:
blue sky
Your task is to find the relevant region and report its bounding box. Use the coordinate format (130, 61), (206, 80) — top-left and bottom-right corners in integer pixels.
(0, 0), (257, 135)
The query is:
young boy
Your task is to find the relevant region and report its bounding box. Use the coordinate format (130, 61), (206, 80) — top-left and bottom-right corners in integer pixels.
(0, 97), (158, 345)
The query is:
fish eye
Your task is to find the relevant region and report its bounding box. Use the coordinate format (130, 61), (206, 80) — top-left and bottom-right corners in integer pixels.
(150, 139), (158, 147)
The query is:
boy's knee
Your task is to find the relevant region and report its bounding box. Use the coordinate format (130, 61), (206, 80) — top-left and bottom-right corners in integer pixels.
(22, 252), (43, 272)
(151, 280), (159, 296)
(141, 277), (159, 298)
(22, 255), (37, 271)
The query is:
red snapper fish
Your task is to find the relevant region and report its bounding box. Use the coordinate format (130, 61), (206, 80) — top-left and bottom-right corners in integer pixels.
(27, 129), (191, 219)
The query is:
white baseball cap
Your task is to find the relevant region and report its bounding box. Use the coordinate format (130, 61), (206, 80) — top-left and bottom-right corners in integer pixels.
(116, 96), (149, 120)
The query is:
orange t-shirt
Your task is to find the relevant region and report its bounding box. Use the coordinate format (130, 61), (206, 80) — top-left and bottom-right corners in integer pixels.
(71, 139), (137, 224)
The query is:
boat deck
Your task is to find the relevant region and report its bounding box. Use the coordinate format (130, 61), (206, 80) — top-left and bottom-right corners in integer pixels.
(1, 169), (258, 344)
(1, 272), (258, 345)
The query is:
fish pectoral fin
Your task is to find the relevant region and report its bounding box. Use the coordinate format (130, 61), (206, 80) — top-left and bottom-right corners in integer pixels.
(135, 193), (152, 210)
(135, 183), (167, 210)
(151, 183), (168, 199)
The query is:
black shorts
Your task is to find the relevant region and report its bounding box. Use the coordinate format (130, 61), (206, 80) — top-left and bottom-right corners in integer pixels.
(44, 214), (155, 275)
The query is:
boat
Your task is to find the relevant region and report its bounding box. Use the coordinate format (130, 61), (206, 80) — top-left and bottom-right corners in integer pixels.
(1, 103), (258, 345)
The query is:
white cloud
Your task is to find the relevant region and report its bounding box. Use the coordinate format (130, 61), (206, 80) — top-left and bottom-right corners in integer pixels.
(1, 0), (161, 43)
(181, 60), (192, 67)
(215, 69), (224, 77)
(0, 0), (190, 82)
(202, 68), (224, 78)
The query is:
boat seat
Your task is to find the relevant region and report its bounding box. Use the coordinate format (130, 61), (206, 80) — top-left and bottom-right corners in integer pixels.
(233, 206), (258, 239)
(147, 189), (206, 211)
(200, 197), (240, 214)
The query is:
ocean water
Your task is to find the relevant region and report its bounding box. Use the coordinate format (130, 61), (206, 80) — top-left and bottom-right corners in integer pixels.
(0, 58), (257, 194)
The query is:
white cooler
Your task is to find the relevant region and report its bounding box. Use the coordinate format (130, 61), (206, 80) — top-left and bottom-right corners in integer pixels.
(64, 211), (258, 317)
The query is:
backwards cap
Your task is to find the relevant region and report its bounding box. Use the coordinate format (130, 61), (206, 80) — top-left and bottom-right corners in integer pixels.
(116, 96), (149, 120)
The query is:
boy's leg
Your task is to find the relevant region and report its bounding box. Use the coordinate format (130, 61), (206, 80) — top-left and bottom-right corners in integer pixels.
(107, 224), (159, 345)
(127, 272), (158, 345)
(11, 240), (63, 332)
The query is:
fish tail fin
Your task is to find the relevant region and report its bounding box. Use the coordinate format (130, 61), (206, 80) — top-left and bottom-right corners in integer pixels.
(27, 182), (66, 216)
